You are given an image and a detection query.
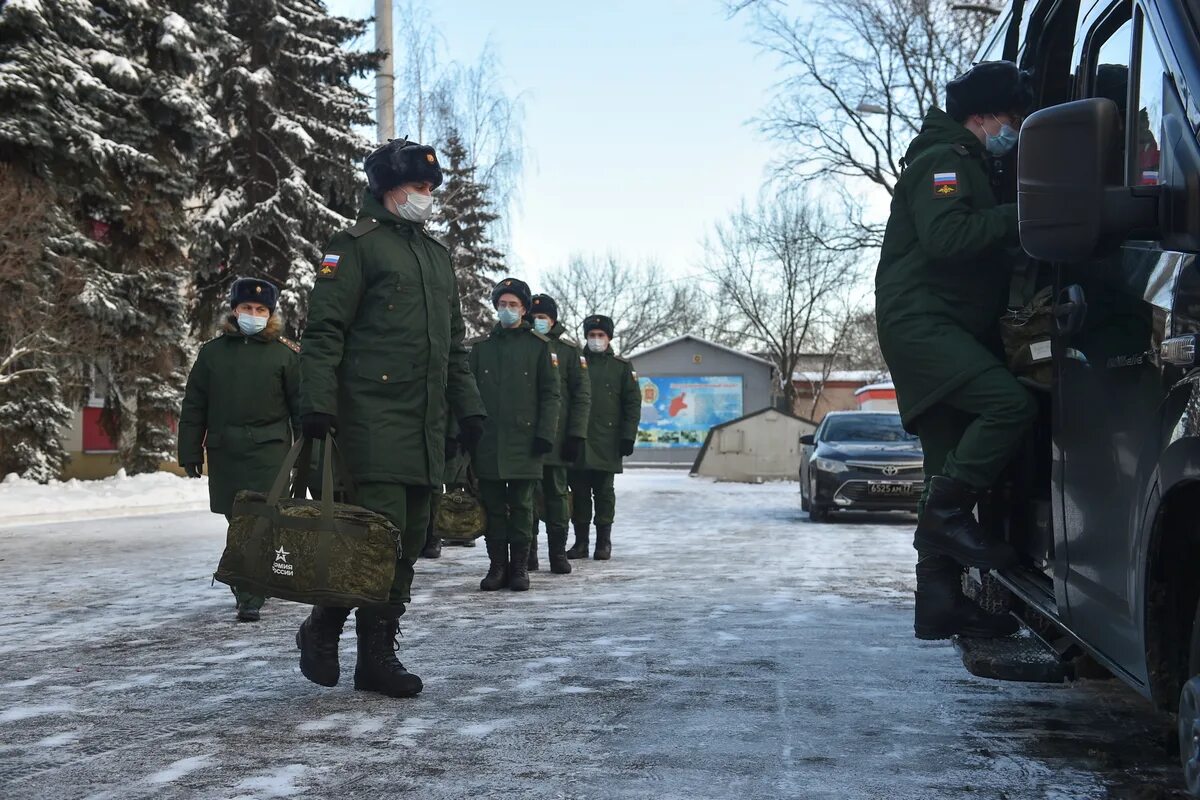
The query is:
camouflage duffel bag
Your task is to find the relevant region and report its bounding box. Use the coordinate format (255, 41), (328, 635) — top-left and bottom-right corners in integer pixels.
(214, 436), (400, 607)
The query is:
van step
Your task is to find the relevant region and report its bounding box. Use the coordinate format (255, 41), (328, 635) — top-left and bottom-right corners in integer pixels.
(953, 631), (1069, 683)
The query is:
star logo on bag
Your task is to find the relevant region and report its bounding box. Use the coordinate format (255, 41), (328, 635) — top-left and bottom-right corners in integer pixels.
(274, 547), (290, 564)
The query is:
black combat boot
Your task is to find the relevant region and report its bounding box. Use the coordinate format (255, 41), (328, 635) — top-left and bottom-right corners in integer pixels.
(509, 541), (531, 591)
(527, 529), (540, 571)
(296, 605), (352, 687)
(353, 608), (423, 698)
(420, 526), (442, 559)
(593, 524), (612, 560)
(913, 554), (1019, 640)
(547, 525), (572, 574)
(566, 522), (590, 559)
(480, 540), (509, 591)
(913, 476), (1018, 570)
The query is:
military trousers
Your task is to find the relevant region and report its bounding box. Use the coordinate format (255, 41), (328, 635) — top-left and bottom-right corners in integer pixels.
(568, 469), (616, 526)
(478, 479), (536, 547)
(223, 514), (265, 611)
(354, 482), (432, 610)
(534, 465), (571, 531)
(914, 365), (1036, 587)
(914, 365), (1037, 495)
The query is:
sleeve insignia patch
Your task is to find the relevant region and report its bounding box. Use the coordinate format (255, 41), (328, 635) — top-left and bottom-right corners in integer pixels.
(933, 172), (958, 196)
(550, 351), (559, 368)
(319, 254), (341, 278)
(579, 355), (588, 369)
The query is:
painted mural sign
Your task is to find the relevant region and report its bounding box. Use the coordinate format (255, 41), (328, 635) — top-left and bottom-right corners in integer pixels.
(636, 375), (744, 448)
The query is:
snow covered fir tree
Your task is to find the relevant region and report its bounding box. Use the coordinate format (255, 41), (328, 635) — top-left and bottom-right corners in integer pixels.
(190, 0), (377, 338)
(0, 0), (378, 480)
(432, 131), (507, 337)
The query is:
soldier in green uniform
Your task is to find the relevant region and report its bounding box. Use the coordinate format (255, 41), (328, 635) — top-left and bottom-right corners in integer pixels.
(295, 138), (486, 698)
(875, 62), (1036, 640)
(526, 293), (591, 575)
(469, 278), (561, 591)
(178, 277), (300, 623)
(567, 315), (640, 560)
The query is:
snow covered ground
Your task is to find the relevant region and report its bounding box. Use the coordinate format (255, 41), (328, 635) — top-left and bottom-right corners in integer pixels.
(0, 470), (208, 527)
(0, 471), (1184, 799)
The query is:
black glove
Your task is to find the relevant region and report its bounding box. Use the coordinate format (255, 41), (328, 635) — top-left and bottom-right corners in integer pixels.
(560, 436), (584, 463)
(457, 415), (485, 451)
(183, 463), (203, 479)
(620, 439), (635, 457)
(301, 412), (336, 440)
(445, 436), (460, 461)
(533, 437), (554, 455)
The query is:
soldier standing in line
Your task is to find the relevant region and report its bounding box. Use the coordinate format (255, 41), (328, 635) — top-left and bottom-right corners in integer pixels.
(178, 277), (300, 623)
(526, 293), (591, 575)
(469, 278), (560, 592)
(567, 315), (640, 561)
(296, 138), (486, 697)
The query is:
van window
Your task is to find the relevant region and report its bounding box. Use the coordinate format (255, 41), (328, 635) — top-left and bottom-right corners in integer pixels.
(1088, 16), (1133, 179)
(1132, 14), (1165, 185)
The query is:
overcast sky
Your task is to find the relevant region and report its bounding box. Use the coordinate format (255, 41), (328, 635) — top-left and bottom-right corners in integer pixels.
(326, 0), (783, 285)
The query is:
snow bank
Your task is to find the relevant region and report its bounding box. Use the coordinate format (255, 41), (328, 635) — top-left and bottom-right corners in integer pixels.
(0, 469), (208, 527)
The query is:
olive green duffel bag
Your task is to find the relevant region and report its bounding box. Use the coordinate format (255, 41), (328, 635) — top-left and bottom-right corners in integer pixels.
(214, 436), (400, 607)
(434, 461), (485, 542)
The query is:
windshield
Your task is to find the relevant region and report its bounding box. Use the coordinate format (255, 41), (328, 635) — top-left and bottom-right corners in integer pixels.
(821, 414), (917, 443)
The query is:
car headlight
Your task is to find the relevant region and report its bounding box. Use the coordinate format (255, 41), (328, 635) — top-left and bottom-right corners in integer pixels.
(813, 458), (849, 474)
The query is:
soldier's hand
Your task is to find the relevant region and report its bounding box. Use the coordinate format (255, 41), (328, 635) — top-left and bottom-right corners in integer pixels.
(533, 437), (554, 456)
(561, 436), (584, 463)
(620, 439), (635, 457)
(183, 463), (203, 479)
(457, 415), (485, 452)
(301, 412), (336, 440)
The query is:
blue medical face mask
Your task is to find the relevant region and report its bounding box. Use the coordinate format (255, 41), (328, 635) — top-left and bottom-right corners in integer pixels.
(237, 313), (268, 336)
(985, 115), (1019, 156)
(498, 307), (521, 327)
(533, 318), (552, 335)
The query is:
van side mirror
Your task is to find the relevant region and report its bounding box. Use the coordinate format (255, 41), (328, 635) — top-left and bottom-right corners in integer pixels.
(1017, 98), (1159, 261)
(800, 434), (815, 446)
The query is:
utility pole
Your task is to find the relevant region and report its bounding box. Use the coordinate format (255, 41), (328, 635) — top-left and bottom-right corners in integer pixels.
(375, 0), (394, 143)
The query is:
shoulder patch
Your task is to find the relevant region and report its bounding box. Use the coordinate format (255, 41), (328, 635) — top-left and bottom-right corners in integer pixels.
(277, 336), (300, 353)
(347, 218), (380, 238)
(952, 143), (971, 157)
(530, 329), (550, 343)
(318, 253), (342, 279)
(561, 338), (580, 349)
(464, 335), (487, 347)
(932, 171), (959, 197)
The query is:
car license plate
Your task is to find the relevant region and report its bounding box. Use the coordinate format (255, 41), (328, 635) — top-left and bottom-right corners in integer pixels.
(868, 482), (914, 496)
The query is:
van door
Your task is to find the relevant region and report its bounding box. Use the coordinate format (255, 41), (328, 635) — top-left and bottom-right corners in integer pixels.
(1055, 2), (1177, 682)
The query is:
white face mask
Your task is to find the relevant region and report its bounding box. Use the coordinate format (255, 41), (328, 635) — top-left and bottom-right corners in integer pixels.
(587, 337), (608, 353)
(393, 191), (435, 222)
(237, 313), (268, 336)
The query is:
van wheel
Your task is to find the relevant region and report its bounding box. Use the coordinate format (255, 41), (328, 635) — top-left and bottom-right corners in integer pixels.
(1179, 597), (1200, 797)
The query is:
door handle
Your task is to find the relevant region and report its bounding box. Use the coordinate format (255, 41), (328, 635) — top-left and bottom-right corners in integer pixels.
(1054, 284), (1087, 336)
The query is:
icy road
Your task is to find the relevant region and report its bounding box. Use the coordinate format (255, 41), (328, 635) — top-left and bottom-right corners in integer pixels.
(0, 471), (1187, 799)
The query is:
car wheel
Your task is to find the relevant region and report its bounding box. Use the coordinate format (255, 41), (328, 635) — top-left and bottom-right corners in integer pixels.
(800, 479), (810, 512)
(809, 503), (830, 523)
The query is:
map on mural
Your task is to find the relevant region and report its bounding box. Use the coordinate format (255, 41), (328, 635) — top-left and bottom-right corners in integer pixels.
(636, 375), (744, 448)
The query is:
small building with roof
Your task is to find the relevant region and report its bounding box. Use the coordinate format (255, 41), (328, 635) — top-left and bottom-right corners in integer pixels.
(690, 407), (816, 483)
(627, 335), (777, 467)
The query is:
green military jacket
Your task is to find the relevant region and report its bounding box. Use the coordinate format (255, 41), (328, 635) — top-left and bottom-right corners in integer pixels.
(178, 317), (301, 516)
(574, 346), (640, 474)
(542, 323), (591, 467)
(468, 322), (561, 481)
(875, 107), (1019, 430)
(300, 191), (486, 486)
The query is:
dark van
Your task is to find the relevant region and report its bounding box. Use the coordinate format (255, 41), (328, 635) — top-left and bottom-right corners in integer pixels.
(963, 0), (1200, 792)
